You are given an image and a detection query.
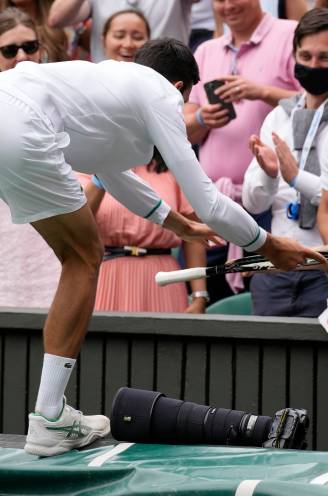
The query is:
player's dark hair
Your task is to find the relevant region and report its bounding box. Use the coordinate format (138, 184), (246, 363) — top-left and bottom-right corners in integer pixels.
(293, 8), (328, 53)
(102, 9), (151, 39)
(135, 38), (200, 91)
(147, 148), (168, 174)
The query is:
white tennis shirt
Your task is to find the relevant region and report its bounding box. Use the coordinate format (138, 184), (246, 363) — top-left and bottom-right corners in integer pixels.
(0, 60), (266, 251)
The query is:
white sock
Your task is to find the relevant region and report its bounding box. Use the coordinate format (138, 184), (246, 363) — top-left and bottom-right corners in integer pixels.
(35, 353), (76, 420)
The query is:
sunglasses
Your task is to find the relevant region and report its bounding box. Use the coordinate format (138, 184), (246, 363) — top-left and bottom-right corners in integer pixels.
(0, 40), (40, 59)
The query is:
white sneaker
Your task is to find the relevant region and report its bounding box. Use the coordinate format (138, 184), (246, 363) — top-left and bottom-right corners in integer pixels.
(24, 399), (111, 457)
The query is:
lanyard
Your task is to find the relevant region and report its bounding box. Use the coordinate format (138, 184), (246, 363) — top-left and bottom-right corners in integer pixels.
(287, 94), (327, 221)
(291, 94), (327, 172)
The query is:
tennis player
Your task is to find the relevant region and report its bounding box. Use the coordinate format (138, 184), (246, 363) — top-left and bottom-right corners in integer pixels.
(0, 38), (325, 456)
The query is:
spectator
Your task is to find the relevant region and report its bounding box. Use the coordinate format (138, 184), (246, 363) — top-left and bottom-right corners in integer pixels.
(1, 35), (323, 458)
(243, 7), (328, 317)
(0, 7), (60, 308)
(1, 0), (68, 61)
(184, 0), (301, 303)
(48, 0), (199, 62)
(102, 9), (149, 62)
(0, 6), (40, 70)
(261, 1), (309, 20)
(82, 166), (210, 313)
(78, 10), (210, 313)
(190, 0), (217, 52)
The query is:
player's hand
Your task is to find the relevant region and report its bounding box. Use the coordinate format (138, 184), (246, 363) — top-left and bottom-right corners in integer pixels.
(272, 132), (299, 184)
(180, 218), (226, 247)
(257, 233), (328, 271)
(163, 211), (225, 248)
(311, 244), (328, 252)
(215, 75), (263, 102)
(249, 134), (279, 178)
(199, 103), (231, 129)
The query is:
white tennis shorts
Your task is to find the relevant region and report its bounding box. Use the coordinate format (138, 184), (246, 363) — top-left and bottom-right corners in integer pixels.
(0, 88), (86, 224)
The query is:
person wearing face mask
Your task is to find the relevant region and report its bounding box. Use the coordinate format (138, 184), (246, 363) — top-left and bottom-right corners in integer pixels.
(243, 7), (328, 317)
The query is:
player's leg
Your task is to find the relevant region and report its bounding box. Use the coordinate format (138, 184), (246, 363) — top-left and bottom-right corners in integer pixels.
(25, 205), (110, 456)
(31, 204), (104, 358)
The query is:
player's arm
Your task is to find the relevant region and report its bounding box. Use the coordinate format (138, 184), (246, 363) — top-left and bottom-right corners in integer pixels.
(147, 102), (267, 251)
(84, 176), (105, 215)
(97, 170), (170, 224)
(147, 97), (327, 270)
(96, 170), (220, 245)
(48, 0), (91, 28)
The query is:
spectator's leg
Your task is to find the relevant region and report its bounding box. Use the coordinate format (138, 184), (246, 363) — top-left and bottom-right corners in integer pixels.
(250, 272), (298, 316)
(294, 270), (328, 317)
(206, 245), (234, 304)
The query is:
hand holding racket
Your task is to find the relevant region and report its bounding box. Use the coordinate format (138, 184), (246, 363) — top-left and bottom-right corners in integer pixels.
(156, 239), (328, 287)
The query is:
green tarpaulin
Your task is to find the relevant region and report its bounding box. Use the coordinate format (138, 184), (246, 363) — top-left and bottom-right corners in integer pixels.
(1, 444), (328, 495)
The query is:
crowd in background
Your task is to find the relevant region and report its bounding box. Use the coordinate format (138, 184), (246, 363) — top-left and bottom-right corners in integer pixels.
(0, 0), (328, 318)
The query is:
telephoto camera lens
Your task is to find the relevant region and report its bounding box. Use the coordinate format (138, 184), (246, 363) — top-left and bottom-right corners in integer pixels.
(111, 387), (275, 447)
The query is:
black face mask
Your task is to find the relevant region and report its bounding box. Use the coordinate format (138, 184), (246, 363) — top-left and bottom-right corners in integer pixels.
(294, 63), (328, 96)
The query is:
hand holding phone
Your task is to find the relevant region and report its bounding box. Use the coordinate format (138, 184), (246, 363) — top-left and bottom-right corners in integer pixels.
(204, 79), (237, 121)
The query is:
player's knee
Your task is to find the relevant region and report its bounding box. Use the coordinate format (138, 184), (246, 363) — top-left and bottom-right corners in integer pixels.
(82, 240), (104, 275)
(61, 239), (104, 277)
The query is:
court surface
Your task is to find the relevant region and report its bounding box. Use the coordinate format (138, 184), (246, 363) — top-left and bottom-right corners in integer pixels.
(1, 435), (328, 495)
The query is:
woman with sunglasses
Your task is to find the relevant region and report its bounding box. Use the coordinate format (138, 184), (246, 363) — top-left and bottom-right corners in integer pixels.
(1, 0), (68, 61)
(0, 7), (41, 70)
(0, 7), (61, 308)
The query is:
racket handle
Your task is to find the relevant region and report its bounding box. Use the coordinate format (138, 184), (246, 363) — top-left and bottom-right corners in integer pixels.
(155, 267), (207, 286)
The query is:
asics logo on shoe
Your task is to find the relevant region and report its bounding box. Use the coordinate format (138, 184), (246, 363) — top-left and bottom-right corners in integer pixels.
(64, 363), (72, 368)
(46, 420), (91, 439)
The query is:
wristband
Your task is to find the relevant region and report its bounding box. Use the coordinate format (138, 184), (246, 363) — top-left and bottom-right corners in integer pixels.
(92, 174), (105, 190)
(288, 175), (298, 188)
(195, 108), (207, 128)
(192, 290), (210, 303)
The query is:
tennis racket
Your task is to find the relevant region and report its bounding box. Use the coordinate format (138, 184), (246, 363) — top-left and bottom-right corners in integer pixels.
(155, 251), (328, 287)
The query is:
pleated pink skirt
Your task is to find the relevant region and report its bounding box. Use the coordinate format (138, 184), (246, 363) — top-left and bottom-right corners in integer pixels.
(95, 255), (188, 312)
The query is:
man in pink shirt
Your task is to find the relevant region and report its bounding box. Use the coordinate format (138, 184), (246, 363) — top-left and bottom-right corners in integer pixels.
(185, 0), (301, 184)
(184, 0), (302, 301)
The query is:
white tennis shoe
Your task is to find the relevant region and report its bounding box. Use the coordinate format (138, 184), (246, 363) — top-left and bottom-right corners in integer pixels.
(24, 398), (111, 457)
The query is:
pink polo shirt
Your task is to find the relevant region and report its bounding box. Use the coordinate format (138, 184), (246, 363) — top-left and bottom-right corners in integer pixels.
(189, 13), (301, 185)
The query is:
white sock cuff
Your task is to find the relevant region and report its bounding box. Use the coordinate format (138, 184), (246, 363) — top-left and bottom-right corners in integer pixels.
(44, 353), (76, 370)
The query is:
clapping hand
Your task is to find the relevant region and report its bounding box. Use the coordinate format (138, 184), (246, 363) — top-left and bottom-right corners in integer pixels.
(272, 132), (298, 185)
(249, 134), (279, 178)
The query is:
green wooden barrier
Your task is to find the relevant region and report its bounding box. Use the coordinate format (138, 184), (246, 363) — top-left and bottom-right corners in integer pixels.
(0, 309), (328, 451)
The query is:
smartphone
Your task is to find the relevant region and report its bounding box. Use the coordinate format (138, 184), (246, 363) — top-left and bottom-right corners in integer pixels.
(204, 79), (237, 121)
